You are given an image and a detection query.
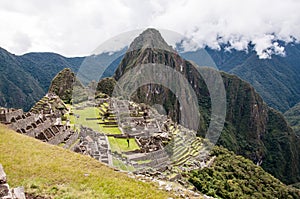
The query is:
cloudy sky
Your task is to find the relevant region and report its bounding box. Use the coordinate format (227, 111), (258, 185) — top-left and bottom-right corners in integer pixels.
(0, 0), (299, 58)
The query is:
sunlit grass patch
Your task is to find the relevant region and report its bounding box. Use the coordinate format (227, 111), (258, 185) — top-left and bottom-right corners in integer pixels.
(108, 137), (139, 153)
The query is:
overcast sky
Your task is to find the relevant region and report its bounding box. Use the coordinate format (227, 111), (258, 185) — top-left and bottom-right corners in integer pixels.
(0, 0), (299, 58)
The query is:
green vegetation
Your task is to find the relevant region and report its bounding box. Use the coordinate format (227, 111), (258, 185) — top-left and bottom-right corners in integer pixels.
(69, 106), (101, 131)
(262, 109), (300, 184)
(108, 137), (140, 153)
(0, 124), (173, 199)
(112, 158), (135, 171)
(0, 48), (45, 111)
(189, 146), (300, 199)
(284, 102), (300, 136)
(96, 77), (118, 97)
(137, 159), (152, 164)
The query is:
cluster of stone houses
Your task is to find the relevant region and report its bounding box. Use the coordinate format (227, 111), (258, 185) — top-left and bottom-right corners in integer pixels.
(0, 106), (78, 148)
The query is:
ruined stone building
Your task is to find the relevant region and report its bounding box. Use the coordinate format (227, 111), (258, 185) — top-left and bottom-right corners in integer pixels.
(0, 107), (78, 147)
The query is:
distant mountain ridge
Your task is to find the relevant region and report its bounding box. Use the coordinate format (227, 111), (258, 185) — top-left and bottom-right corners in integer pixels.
(1, 31), (300, 113)
(204, 44), (300, 112)
(0, 47), (44, 111)
(0, 48), (124, 110)
(19, 52), (84, 91)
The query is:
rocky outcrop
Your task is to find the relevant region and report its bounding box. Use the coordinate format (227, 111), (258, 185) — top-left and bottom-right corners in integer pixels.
(48, 68), (86, 103)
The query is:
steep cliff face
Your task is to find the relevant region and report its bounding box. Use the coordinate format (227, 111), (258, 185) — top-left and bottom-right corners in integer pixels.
(113, 28), (300, 184)
(221, 73), (300, 183)
(114, 29), (210, 133)
(219, 73), (268, 157)
(284, 102), (300, 136)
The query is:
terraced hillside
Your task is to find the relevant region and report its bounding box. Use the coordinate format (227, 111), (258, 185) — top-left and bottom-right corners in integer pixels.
(30, 93), (67, 115)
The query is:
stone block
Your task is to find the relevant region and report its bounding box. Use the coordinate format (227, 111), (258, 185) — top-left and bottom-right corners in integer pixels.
(0, 164), (7, 184)
(12, 187), (26, 199)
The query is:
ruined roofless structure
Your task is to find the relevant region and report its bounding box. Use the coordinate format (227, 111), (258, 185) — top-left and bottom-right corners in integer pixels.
(0, 107), (78, 147)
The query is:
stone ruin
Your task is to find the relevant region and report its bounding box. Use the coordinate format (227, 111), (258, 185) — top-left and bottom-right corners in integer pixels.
(99, 99), (177, 170)
(100, 98), (211, 173)
(0, 107), (78, 148)
(30, 93), (68, 116)
(0, 108), (24, 125)
(0, 96), (209, 173)
(0, 95), (214, 198)
(74, 127), (112, 165)
(0, 164), (25, 199)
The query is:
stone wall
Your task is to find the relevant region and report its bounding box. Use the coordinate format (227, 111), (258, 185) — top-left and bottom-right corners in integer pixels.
(9, 114), (37, 133)
(63, 131), (79, 149)
(1, 107), (68, 138)
(0, 108), (24, 123)
(47, 126), (70, 145)
(76, 127), (112, 165)
(0, 106), (77, 148)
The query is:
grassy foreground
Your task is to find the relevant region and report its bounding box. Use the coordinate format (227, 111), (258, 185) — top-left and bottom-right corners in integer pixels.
(0, 124), (173, 199)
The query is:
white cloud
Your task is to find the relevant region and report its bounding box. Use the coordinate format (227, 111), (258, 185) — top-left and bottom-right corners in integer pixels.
(11, 32), (32, 54)
(252, 35), (286, 59)
(0, 0), (299, 58)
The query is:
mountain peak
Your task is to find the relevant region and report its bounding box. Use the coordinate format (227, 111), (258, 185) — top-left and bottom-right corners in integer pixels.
(129, 28), (175, 52)
(48, 68), (85, 103)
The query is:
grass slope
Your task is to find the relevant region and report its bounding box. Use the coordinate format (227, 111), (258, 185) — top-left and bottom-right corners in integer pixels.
(0, 124), (172, 199)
